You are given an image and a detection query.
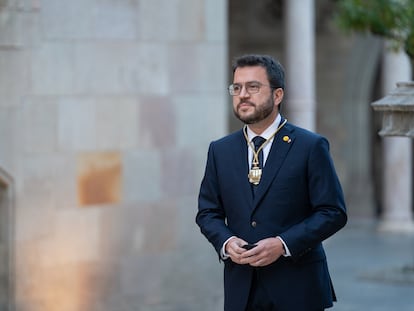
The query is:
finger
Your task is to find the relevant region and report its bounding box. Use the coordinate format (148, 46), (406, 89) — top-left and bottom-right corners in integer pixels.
(250, 258), (264, 267)
(241, 253), (263, 265)
(227, 238), (246, 254)
(234, 242), (249, 254)
(240, 244), (261, 258)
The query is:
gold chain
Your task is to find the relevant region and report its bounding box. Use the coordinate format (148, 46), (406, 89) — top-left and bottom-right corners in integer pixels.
(243, 119), (287, 166)
(243, 119), (287, 185)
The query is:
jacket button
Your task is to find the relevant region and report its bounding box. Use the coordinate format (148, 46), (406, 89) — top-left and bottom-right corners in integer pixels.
(251, 221), (257, 227)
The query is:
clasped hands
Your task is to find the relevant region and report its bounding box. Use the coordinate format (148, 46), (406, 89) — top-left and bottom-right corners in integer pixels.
(225, 236), (285, 267)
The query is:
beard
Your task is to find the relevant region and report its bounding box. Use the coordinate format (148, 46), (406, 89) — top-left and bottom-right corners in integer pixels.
(233, 95), (274, 124)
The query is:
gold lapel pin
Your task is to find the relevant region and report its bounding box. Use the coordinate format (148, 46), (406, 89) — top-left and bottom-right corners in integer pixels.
(283, 136), (291, 143)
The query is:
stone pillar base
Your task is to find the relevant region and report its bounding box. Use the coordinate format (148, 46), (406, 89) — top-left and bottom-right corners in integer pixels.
(378, 219), (414, 233)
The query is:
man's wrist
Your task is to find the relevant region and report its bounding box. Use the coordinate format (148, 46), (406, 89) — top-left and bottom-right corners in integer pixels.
(276, 236), (291, 257)
(281, 241), (286, 254)
(221, 236), (236, 259)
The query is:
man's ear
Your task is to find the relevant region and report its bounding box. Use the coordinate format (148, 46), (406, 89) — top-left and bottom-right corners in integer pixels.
(273, 88), (284, 104)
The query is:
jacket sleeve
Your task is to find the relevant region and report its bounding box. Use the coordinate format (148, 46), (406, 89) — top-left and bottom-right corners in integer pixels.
(196, 142), (234, 256)
(278, 137), (347, 260)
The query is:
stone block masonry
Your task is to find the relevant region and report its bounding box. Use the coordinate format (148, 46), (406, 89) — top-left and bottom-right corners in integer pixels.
(0, 0), (228, 310)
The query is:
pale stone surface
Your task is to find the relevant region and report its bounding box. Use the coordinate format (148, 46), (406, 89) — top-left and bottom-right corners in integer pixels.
(0, 169), (13, 311)
(0, 8), (37, 47)
(138, 96), (176, 149)
(338, 36), (383, 218)
(42, 0), (138, 40)
(58, 95), (138, 152)
(379, 48), (413, 232)
(30, 42), (169, 95)
(16, 153), (58, 198)
(205, 0), (227, 42)
(133, 44), (169, 95)
(16, 261), (104, 311)
(379, 111), (414, 137)
(380, 136), (414, 233)
(49, 154), (77, 210)
(122, 150), (162, 203)
(14, 204), (55, 242)
(137, 0), (204, 42)
(316, 28), (350, 180)
(161, 148), (198, 197)
(58, 97), (97, 151)
(31, 42), (76, 95)
(0, 107), (17, 172)
(137, 0), (179, 41)
(168, 44), (227, 93)
(65, 42), (168, 95)
(372, 82), (414, 137)
(174, 95), (228, 148)
(44, 208), (101, 264)
(98, 203), (139, 257)
(19, 98), (57, 153)
(285, 0), (316, 131)
(0, 50), (29, 98)
(15, 207), (102, 309)
(1, 0), (228, 310)
(14, 154), (74, 240)
(0, 6), (42, 48)
(0, 9), (20, 47)
(19, 9), (42, 47)
(95, 97), (138, 150)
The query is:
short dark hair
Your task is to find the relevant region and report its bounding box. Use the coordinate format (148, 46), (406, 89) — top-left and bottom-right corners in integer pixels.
(232, 54), (285, 90)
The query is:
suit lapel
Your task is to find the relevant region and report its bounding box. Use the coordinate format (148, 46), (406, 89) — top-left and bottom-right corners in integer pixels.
(233, 130), (254, 203)
(253, 123), (295, 206)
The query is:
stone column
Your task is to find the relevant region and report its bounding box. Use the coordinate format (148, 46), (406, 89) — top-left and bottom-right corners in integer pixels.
(284, 0), (316, 131)
(380, 44), (414, 232)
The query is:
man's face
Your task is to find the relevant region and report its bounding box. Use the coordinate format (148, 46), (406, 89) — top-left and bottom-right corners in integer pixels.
(232, 66), (283, 125)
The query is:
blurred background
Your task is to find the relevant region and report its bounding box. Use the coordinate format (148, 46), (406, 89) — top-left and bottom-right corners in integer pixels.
(0, 0), (413, 310)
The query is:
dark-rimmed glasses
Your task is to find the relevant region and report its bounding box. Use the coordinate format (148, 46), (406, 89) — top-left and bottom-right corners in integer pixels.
(228, 81), (274, 96)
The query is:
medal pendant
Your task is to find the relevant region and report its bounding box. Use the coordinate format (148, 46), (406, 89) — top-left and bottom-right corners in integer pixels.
(248, 167), (262, 185)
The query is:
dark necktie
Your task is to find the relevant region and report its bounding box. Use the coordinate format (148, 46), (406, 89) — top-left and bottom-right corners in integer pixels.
(251, 136), (266, 196)
(252, 136), (266, 169)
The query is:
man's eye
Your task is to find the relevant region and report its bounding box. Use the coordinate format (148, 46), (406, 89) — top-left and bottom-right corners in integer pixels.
(233, 85), (241, 91)
(247, 84), (260, 91)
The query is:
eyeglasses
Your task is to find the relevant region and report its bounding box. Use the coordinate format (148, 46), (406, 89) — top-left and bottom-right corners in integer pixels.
(228, 81), (274, 96)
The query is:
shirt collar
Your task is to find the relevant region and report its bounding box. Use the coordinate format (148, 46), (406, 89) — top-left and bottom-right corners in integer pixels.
(246, 114), (282, 142)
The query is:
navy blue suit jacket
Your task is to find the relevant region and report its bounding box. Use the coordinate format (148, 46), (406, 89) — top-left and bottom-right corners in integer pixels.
(196, 121), (347, 311)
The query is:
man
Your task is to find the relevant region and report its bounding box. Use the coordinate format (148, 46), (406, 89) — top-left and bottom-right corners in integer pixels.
(196, 54), (347, 311)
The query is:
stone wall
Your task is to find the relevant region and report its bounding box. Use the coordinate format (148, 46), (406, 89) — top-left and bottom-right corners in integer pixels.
(0, 168), (14, 311)
(0, 0), (227, 310)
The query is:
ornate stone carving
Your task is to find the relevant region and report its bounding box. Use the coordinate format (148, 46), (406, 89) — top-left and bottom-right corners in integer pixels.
(372, 81), (414, 137)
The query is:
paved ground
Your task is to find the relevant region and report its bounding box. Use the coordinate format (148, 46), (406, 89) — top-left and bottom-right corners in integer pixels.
(191, 220), (414, 311)
(324, 221), (414, 310)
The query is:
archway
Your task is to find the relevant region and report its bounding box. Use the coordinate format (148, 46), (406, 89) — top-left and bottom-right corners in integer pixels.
(341, 35), (383, 218)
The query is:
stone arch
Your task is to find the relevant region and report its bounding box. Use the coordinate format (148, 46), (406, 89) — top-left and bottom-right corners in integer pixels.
(0, 167), (15, 311)
(341, 35), (383, 218)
